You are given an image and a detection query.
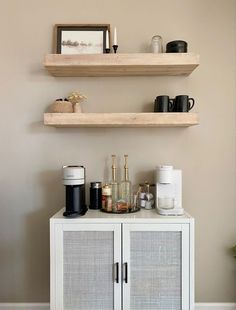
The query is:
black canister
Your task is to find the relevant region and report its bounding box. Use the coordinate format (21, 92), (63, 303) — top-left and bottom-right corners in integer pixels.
(90, 182), (102, 209)
(166, 40), (188, 53)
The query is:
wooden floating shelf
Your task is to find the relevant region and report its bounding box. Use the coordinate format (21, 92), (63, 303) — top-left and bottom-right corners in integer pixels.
(44, 113), (199, 128)
(44, 53), (199, 77)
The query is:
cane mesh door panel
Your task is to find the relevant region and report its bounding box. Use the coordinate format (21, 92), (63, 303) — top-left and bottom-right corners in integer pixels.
(130, 231), (181, 310)
(63, 231), (114, 310)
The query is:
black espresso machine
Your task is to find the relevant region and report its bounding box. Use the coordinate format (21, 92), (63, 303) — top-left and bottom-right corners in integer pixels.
(62, 165), (87, 217)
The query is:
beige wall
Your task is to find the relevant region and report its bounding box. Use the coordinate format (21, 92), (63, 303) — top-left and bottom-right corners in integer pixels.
(0, 0), (236, 303)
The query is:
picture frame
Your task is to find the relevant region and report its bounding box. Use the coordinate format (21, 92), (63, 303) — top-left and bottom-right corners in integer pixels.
(54, 24), (110, 54)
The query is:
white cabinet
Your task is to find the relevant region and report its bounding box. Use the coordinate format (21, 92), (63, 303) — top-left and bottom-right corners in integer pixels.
(122, 223), (191, 310)
(50, 223), (121, 310)
(50, 209), (194, 310)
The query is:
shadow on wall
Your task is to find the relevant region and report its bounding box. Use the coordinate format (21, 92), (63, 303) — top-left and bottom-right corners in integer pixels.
(23, 169), (63, 300)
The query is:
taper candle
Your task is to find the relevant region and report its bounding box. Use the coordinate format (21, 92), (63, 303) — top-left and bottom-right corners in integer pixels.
(106, 30), (109, 49)
(114, 27), (117, 45)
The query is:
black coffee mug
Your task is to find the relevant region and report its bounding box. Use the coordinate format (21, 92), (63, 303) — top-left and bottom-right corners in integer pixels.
(154, 96), (174, 112)
(174, 95), (195, 112)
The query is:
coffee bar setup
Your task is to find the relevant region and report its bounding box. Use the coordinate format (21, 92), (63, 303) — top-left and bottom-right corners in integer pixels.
(47, 24), (196, 310)
(62, 159), (183, 217)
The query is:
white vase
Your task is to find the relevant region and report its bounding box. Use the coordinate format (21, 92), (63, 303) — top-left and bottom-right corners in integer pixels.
(73, 102), (82, 113)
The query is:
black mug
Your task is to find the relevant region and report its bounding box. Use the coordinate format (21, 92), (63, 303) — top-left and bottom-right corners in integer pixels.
(154, 95), (174, 112)
(174, 95), (195, 112)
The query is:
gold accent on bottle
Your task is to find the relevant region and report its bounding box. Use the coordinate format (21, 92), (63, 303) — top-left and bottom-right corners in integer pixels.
(124, 154), (129, 181)
(111, 154), (117, 182)
(124, 154), (128, 168)
(120, 154), (131, 207)
(111, 155), (119, 211)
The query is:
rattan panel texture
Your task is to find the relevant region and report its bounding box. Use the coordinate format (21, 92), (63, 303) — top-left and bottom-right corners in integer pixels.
(64, 231), (114, 310)
(130, 231), (181, 310)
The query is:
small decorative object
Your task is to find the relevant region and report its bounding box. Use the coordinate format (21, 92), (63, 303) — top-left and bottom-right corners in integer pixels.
(49, 98), (73, 113)
(113, 45), (118, 53)
(105, 30), (110, 53)
(54, 24), (110, 54)
(138, 182), (154, 210)
(67, 91), (87, 113)
(166, 40), (188, 53)
(113, 27), (118, 53)
(49, 91), (87, 113)
(151, 35), (163, 53)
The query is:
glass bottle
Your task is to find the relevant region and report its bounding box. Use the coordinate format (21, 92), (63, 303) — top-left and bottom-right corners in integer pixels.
(120, 155), (132, 207)
(151, 35), (163, 53)
(110, 155), (119, 211)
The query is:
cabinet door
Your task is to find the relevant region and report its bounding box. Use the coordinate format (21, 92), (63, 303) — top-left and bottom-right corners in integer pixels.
(122, 223), (191, 310)
(50, 223), (122, 310)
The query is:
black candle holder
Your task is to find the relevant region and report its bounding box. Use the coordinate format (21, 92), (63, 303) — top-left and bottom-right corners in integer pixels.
(113, 45), (118, 53)
(105, 48), (110, 53)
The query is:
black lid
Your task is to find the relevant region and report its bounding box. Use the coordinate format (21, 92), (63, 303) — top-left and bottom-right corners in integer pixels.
(166, 40), (187, 47)
(166, 40), (188, 53)
(90, 182), (102, 188)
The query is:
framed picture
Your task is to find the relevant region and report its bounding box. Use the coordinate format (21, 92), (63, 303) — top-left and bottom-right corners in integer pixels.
(54, 24), (110, 54)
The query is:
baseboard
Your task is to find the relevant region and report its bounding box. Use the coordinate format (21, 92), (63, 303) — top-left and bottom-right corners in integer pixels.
(0, 303), (235, 309)
(0, 304), (49, 310)
(196, 304), (236, 310)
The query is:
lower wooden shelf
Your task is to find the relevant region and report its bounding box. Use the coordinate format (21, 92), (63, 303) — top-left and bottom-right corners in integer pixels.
(44, 112), (199, 128)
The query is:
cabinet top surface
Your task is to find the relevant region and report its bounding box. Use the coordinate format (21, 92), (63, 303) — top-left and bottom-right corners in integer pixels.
(50, 208), (193, 223)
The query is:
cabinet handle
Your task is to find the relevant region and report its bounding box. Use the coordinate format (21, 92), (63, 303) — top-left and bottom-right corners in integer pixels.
(123, 262), (128, 283)
(114, 262), (119, 283)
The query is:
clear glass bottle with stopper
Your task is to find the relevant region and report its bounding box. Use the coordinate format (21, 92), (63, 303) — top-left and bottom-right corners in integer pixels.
(120, 154), (132, 207)
(151, 35), (163, 53)
(110, 154), (119, 211)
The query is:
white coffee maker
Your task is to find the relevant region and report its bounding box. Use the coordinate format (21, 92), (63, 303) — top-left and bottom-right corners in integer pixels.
(155, 165), (184, 216)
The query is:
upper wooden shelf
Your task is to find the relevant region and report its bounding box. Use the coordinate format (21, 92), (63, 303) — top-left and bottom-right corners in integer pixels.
(44, 112), (199, 128)
(44, 53), (200, 77)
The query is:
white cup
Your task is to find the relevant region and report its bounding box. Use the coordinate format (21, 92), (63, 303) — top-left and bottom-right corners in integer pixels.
(158, 197), (174, 209)
(140, 199), (146, 208)
(145, 200), (153, 210)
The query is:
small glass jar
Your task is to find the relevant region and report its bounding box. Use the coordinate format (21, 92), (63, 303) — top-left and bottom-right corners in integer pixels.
(151, 35), (163, 53)
(102, 184), (112, 212)
(138, 185), (146, 208)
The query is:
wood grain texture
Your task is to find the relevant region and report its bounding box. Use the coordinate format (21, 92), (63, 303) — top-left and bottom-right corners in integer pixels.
(44, 53), (200, 76)
(44, 112), (199, 128)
